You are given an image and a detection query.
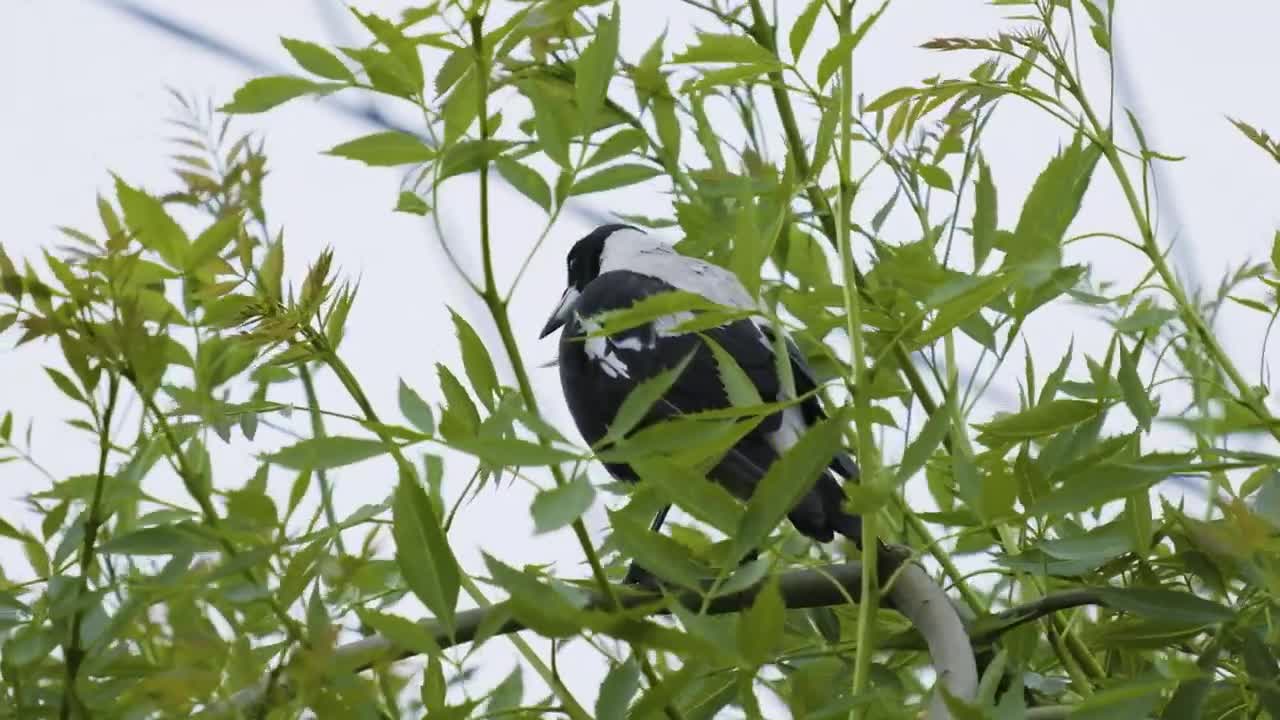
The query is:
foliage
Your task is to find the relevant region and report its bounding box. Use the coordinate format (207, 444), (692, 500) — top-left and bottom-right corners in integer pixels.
(3, 0), (1280, 718)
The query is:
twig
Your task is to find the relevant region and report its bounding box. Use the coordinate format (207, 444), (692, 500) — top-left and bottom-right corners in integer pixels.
(208, 548), (976, 718)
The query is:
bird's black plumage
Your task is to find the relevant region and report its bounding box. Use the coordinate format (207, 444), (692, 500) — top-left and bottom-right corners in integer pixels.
(542, 225), (861, 545)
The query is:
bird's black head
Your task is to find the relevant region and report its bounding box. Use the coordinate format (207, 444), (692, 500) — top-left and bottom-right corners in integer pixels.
(540, 223), (640, 338)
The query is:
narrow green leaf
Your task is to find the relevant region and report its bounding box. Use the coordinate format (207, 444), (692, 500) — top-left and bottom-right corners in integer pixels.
(816, 0), (889, 87)
(971, 155), (998, 267)
(437, 364), (480, 438)
(570, 163), (662, 196)
(734, 412), (847, 561)
(220, 75), (343, 114)
(482, 554), (587, 636)
(1026, 464), (1165, 516)
(789, 0), (824, 60)
(44, 368), (84, 404)
(487, 666), (524, 714)
(1117, 342), (1153, 431)
(393, 476), (460, 634)
(495, 157), (551, 213)
(1096, 587), (1233, 625)
(898, 404), (951, 483)
(609, 510), (711, 588)
(1007, 134), (1101, 267)
(524, 80), (573, 168)
(265, 436), (390, 470)
(576, 4), (620, 132)
(1243, 631), (1280, 719)
(916, 273), (1013, 348)
(281, 38), (354, 81)
(187, 214), (240, 271)
(633, 457), (743, 535)
(100, 524), (218, 556)
(441, 69), (479, 144)
(394, 191), (430, 215)
(445, 436), (578, 467)
(703, 335), (763, 408)
(916, 164), (954, 192)
(596, 658), (641, 720)
(605, 351), (695, 444)
(975, 398), (1101, 441)
(450, 310), (500, 409)
(356, 608), (442, 655)
(326, 131), (434, 166)
(673, 33), (779, 67)
(398, 379), (436, 435)
(531, 475), (596, 533)
(737, 577), (784, 665)
(115, 178), (189, 268)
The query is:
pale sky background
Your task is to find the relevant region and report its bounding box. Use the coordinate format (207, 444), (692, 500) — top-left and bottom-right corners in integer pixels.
(4, 0), (1280, 712)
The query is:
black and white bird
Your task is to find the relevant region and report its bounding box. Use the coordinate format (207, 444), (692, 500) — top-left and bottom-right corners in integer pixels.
(539, 224), (862, 563)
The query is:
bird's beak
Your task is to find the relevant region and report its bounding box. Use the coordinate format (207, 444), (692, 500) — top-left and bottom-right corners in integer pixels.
(539, 287), (579, 338)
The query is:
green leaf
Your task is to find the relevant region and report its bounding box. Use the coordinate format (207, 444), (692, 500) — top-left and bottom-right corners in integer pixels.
(100, 524), (218, 556)
(703, 335), (763, 408)
(393, 476), (460, 634)
(916, 273), (1013, 348)
(437, 139), (514, 181)
(356, 608), (441, 655)
(605, 351), (695, 444)
(398, 379), (436, 435)
(531, 475), (596, 533)
(587, 128), (647, 169)
(437, 364), (480, 438)
(975, 399), (1101, 441)
(916, 164), (954, 192)
(1096, 587), (1232, 625)
(1271, 230), (1280, 273)
(1007, 134), (1101, 267)
(115, 178), (189, 268)
(971, 155), (998, 267)
(816, 0), (889, 87)
(1070, 676), (1171, 720)
(584, 289), (725, 336)
(1117, 342), (1153, 431)
(350, 9), (424, 92)
(737, 577), (784, 665)
(673, 33), (779, 67)
(608, 510), (711, 588)
(524, 80), (573, 168)
(576, 4), (620, 132)
(789, 0), (825, 60)
(265, 436), (390, 470)
(449, 310), (500, 410)
(570, 164), (663, 196)
(445, 436), (578, 467)
(1025, 464), (1166, 516)
(44, 368), (84, 404)
(482, 554), (588, 636)
(633, 458), (743, 535)
(187, 214), (240, 271)
(441, 68), (480, 144)
(596, 658), (641, 720)
(495, 157), (551, 213)
(1243, 630), (1280, 719)
(326, 131), (434, 166)
(734, 412), (848, 561)
(281, 38), (354, 81)
(487, 666), (524, 714)
(897, 404), (951, 484)
(221, 75), (343, 114)
(394, 191), (430, 215)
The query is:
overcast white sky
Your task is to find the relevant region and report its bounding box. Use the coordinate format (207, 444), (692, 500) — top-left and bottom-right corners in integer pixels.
(4, 0), (1280, 710)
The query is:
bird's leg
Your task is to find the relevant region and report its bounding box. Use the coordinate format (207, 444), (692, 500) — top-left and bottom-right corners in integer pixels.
(622, 505), (671, 588)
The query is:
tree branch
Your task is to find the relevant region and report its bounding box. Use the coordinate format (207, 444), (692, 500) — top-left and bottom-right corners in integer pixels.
(208, 547), (976, 719)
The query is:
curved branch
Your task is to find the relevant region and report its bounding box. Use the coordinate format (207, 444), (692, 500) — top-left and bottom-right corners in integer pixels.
(208, 547), (976, 718)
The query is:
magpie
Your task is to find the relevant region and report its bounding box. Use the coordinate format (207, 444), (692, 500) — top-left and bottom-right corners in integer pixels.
(539, 224), (862, 576)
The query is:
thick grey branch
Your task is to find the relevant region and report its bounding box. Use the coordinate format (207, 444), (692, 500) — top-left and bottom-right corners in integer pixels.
(207, 546), (976, 718)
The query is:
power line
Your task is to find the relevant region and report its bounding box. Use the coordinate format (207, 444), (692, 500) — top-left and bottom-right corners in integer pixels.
(96, 0), (612, 227)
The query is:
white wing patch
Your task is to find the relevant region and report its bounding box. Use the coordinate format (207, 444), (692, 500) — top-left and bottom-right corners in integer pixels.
(577, 313), (632, 379)
(766, 405), (808, 456)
